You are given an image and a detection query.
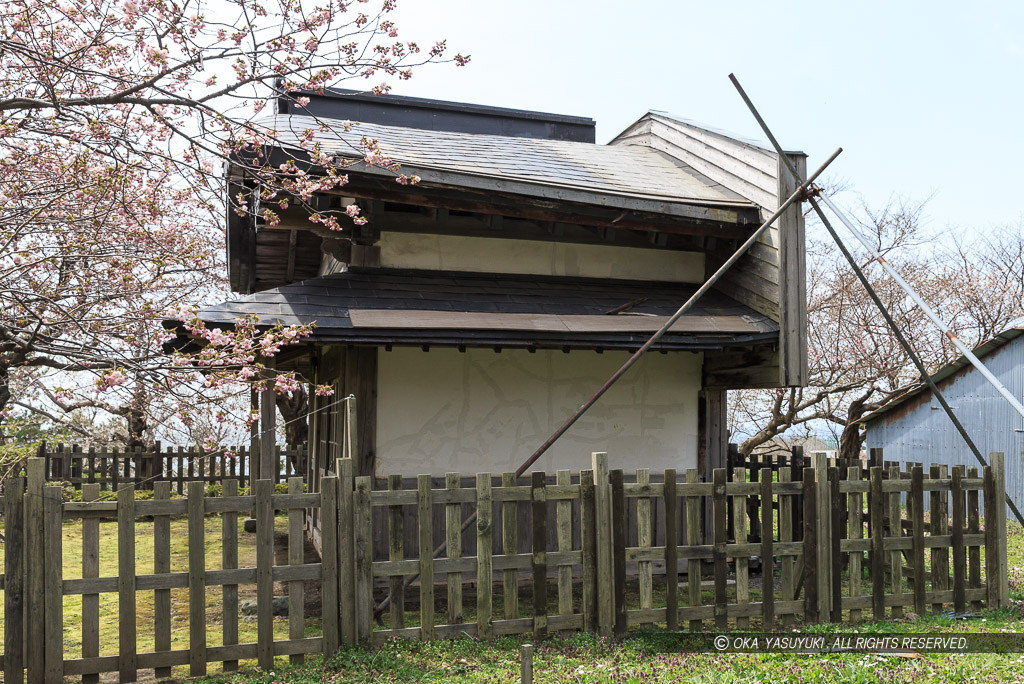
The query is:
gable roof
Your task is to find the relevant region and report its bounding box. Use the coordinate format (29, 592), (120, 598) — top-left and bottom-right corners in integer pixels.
(860, 327), (1024, 424)
(251, 114), (757, 214)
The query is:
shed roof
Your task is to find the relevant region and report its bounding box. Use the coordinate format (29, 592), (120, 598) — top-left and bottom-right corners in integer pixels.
(251, 114), (756, 212)
(175, 267), (777, 351)
(860, 327), (1024, 424)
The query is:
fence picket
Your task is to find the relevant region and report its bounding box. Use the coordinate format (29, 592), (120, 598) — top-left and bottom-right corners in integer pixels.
(802, 470), (818, 624)
(761, 467), (775, 630)
(732, 467), (749, 629)
(26, 459), (44, 684)
(685, 468), (702, 632)
(501, 472), (518, 622)
(636, 468), (653, 620)
(967, 466), (982, 612)
(951, 466), (966, 614)
(447, 473), (464, 625)
(337, 459), (356, 646)
(847, 465), (862, 623)
(255, 479), (274, 668)
(911, 466), (926, 615)
(153, 481), (172, 679)
(610, 469), (626, 637)
(288, 477), (305, 664)
(321, 475), (340, 656)
(43, 485), (63, 683)
(532, 471), (548, 640)
(119, 483), (138, 682)
(387, 474), (405, 630)
(354, 476), (374, 644)
(3, 477), (25, 684)
(221, 479), (240, 673)
(476, 473), (493, 640)
(418, 474), (435, 642)
(188, 480), (206, 676)
(779, 466), (795, 627)
(556, 469), (574, 624)
(580, 468), (597, 633)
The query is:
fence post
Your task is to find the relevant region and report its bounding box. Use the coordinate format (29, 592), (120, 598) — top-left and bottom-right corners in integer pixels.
(4, 476), (25, 683)
(353, 475), (373, 644)
(320, 474), (340, 656)
(43, 485), (63, 683)
(985, 452), (1008, 608)
(591, 452), (613, 637)
(813, 452), (831, 620)
(801, 469), (818, 624)
(337, 458), (356, 645)
(25, 458), (44, 684)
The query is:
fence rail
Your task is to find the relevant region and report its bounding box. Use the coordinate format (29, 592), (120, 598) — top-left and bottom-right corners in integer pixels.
(0, 450), (1010, 682)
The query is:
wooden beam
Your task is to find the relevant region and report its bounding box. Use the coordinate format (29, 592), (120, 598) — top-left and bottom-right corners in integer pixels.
(285, 229), (298, 282)
(777, 153), (808, 387)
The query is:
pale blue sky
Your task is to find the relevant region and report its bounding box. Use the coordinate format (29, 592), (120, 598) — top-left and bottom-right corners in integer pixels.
(386, 0), (1024, 233)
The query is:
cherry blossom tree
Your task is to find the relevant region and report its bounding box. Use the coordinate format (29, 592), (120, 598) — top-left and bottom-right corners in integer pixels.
(0, 0), (467, 447)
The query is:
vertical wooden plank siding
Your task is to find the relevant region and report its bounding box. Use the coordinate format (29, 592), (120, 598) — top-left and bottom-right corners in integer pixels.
(187, 481), (207, 676)
(25, 460), (44, 684)
(418, 474), (435, 641)
(910, 466), (926, 616)
(532, 471), (548, 640)
(221, 479), (240, 672)
(4, 478), (24, 683)
(255, 479), (274, 668)
(118, 484), (138, 682)
(43, 486), (63, 683)
(779, 466), (795, 627)
(476, 473), (493, 640)
(321, 475), (340, 656)
(869, 467), (885, 620)
(847, 465), (863, 623)
(663, 469), (678, 632)
(732, 467), (749, 629)
(447, 473), (464, 625)
(802, 471), (818, 624)
(592, 453), (613, 637)
(761, 468), (775, 629)
(153, 481), (172, 679)
(337, 458), (356, 645)
(951, 466), (966, 614)
(967, 466), (982, 612)
(580, 469), (597, 633)
(556, 470), (574, 622)
(387, 474), (405, 630)
(610, 469), (627, 637)
(685, 468), (702, 632)
(288, 477), (305, 663)
(354, 476), (374, 643)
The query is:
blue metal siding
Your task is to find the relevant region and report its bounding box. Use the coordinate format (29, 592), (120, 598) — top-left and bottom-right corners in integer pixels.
(864, 339), (1024, 507)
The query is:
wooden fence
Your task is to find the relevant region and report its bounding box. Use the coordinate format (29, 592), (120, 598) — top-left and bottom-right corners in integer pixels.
(0, 450), (1010, 682)
(35, 443), (308, 493)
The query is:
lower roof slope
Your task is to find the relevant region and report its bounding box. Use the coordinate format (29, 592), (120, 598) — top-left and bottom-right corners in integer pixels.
(180, 268), (778, 351)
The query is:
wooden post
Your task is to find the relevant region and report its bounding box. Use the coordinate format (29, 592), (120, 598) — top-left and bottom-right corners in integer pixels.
(221, 479), (240, 672)
(4, 477), (25, 684)
(43, 485), (63, 683)
(448, 473), (465, 625)
(153, 482), (172, 678)
(685, 468), (702, 632)
(187, 481), (207, 676)
(910, 466), (926, 615)
(592, 452), (613, 637)
(610, 469), (627, 636)
(712, 468), (727, 630)
(580, 469), (597, 633)
(520, 643), (534, 684)
(288, 477), (305, 663)
(255, 479), (274, 668)
(761, 467), (775, 629)
(354, 476), (374, 644)
(951, 466), (966, 615)
(119, 483), (138, 682)
(802, 470), (818, 624)
(337, 458), (356, 645)
(779, 466), (795, 627)
(733, 467), (749, 629)
(25, 459), (44, 684)
(532, 471), (548, 640)
(556, 469), (574, 624)
(321, 475), (340, 656)
(388, 474), (405, 630)
(887, 465), (903, 619)
(813, 452), (831, 619)
(847, 465), (863, 623)
(967, 466), (982, 612)
(476, 473), (493, 640)
(418, 474), (435, 641)
(869, 466), (885, 621)
(984, 453), (1008, 608)
(664, 468), (678, 632)
(991, 453), (1008, 608)
(501, 472), (518, 622)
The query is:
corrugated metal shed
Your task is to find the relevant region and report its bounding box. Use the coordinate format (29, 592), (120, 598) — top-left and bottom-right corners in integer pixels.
(863, 328), (1024, 505)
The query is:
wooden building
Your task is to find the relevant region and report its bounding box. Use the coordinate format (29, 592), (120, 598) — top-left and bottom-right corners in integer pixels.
(174, 89), (808, 487)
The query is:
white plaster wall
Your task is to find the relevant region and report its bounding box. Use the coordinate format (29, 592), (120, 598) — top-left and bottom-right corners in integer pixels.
(375, 347), (701, 476)
(379, 232), (704, 283)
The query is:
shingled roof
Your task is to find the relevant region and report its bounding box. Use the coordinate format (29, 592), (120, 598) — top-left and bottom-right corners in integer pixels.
(181, 267), (777, 351)
(253, 114), (755, 212)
